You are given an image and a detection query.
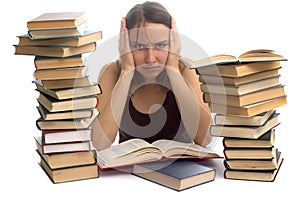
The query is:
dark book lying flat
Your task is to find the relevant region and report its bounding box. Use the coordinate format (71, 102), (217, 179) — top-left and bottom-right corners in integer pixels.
(133, 160), (216, 191)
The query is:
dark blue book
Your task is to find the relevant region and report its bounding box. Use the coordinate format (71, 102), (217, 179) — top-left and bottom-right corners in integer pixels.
(133, 160), (216, 191)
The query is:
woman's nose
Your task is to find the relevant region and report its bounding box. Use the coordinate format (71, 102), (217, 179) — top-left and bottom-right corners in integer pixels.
(144, 48), (157, 63)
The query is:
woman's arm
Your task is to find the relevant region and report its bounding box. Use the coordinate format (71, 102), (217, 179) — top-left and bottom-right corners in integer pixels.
(92, 18), (135, 150)
(165, 18), (212, 146)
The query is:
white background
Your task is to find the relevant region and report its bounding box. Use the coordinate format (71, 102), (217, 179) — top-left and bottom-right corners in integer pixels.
(1, 0), (299, 199)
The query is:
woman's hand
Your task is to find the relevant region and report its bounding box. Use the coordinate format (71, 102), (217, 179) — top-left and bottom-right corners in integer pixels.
(166, 18), (181, 72)
(118, 17), (135, 73)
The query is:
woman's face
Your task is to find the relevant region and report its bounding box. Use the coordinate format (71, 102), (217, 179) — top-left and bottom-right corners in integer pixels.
(129, 23), (170, 79)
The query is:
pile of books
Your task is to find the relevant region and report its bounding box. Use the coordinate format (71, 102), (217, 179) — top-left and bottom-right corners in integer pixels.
(14, 12), (102, 183)
(181, 49), (287, 181)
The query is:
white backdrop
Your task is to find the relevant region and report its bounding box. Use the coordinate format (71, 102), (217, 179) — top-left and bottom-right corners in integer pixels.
(1, 0), (299, 199)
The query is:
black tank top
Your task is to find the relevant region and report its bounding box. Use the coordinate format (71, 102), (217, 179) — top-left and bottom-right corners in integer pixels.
(119, 90), (192, 144)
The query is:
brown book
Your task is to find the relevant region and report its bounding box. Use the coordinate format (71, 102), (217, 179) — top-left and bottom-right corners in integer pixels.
(198, 69), (280, 85)
(215, 110), (275, 126)
(34, 80), (102, 100)
(33, 66), (87, 80)
(209, 96), (287, 117)
(39, 157), (99, 183)
(133, 160), (216, 191)
(210, 112), (279, 139)
(36, 108), (99, 130)
(36, 137), (96, 169)
(37, 104), (94, 120)
(41, 128), (92, 144)
(204, 85), (286, 107)
(223, 129), (275, 148)
(37, 93), (98, 112)
(41, 77), (92, 89)
(18, 31), (102, 47)
(27, 12), (87, 30)
(34, 55), (85, 70)
(224, 150), (282, 171)
(200, 76), (280, 96)
(180, 49), (286, 69)
(195, 61), (281, 78)
(224, 147), (277, 160)
(14, 42), (96, 57)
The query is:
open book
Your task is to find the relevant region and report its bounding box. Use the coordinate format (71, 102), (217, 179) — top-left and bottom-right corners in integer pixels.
(180, 49), (287, 69)
(96, 139), (220, 169)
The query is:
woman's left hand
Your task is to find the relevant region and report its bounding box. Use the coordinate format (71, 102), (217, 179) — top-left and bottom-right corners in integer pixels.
(166, 17), (181, 72)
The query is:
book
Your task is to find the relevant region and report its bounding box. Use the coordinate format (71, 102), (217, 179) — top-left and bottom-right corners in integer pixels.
(223, 147), (277, 160)
(200, 76), (280, 96)
(224, 156), (283, 182)
(40, 77), (92, 89)
(195, 61), (281, 78)
(180, 49), (286, 69)
(39, 157), (99, 183)
(42, 129), (92, 144)
(27, 12), (87, 30)
(97, 139), (220, 169)
(215, 110), (275, 126)
(204, 85), (286, 107)
(28, 22), (88, 39)
(36, 108), (99, 130)
(34, 80), (102, 100)
(34, 136), (91, 154)
(14, 42), (96, 57)
(33, 66), (88, 80)
(37, 93), (98, 112)
(18, 31), (102, 47)
(198, 69), (280, 85)
(36, 138), (96, 169)
(222, 129), (275, 148)
(209, 95), (287, 117)
(133, 160), (216, 191)
(34, 55), (85, 70)
(37, 104), (94, 120)
(224, 150), (282, 171)
(210, 112), (279, 139)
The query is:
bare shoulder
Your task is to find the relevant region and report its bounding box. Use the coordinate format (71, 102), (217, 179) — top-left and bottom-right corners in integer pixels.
(98, 59), (121, 82)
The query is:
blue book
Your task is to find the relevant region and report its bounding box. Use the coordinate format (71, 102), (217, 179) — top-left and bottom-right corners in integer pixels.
(133, 160), (216, 191)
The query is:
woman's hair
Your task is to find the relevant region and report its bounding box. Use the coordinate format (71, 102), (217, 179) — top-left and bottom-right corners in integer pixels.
(125, 1), (172, 29)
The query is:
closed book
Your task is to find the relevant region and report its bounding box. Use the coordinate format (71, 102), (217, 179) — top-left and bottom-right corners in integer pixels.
(200, 76), (280, 96)
(222, 129), (275, 148)
(133, 160), (216, 191)
(210, 112), (279, 139)
(34, 55), (85, 70)
(40, 77), (92, 89)
(36, 138), (96, 169)
(18, 31), (102, 47)
(37, 93), (98, 112)
(34, 136), (91, 154)
(14, 42), (96, 57)
(209, 96), (287, 117)
(42, 128), (92, 144)
(37, 104), (94, 120)
(198, 69), (280, 85)
(215, 110), (275, 126)
(223, 147), (277, 160)
(224, 153), (283, 182)
(39, 157), (99, 183)
(204, 85), (286, 107)
(34, 80), (102, 100)
(36, 108), (99, 130)
(33, 66), (88, 80)
(27, 12), (87, 30)
(224, 150), (282, 171)
(28, 22), (87, 39)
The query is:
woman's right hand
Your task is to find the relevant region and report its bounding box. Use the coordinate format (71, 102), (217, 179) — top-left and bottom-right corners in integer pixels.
(118, 17), (135, 73)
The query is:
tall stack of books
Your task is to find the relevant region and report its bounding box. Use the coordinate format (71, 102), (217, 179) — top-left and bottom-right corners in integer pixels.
(14, 12), (102, 183)
(181, 49), (287, 181)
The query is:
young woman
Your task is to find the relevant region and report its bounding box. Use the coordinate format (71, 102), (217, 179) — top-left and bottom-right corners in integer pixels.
(92, 1), (212, 150)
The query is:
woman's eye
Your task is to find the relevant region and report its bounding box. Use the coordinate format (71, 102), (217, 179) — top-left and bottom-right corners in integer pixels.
(155, 43), (168, 49)
(134, 44), (145, 49)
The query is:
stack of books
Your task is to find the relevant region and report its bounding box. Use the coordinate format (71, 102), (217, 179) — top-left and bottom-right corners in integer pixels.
(181, 49), (287, 181)
(14, 12), (102, 183)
